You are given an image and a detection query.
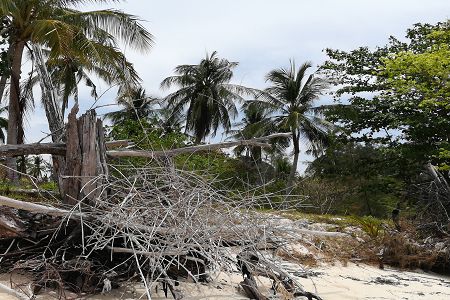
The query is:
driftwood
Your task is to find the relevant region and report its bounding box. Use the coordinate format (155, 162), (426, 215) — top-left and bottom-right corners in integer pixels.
(0, 195), (70, 217)
(0, 134), (290, 160)
(237, 251), (323, 300)
(0, 141), (132, 157)
(0, 143), (66, 156)
(107, 132), (291, 158)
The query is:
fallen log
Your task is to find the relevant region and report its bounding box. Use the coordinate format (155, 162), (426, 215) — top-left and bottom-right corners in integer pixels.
(0, 195), (70, 217)
(0, 143), (66, 157)
(107, 133), (292, 158)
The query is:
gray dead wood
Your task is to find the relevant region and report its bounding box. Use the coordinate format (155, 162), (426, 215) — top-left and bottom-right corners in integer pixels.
(60, 106), (109, 204)
(237, 251), (323, 300)
(107, 133), (292, 158)
(0, 195), (70, 217)
(105, 140), (133, 149)
(0, 141), (131, 157)
(0, 143), (66, 156)
(240, 276), (268, 300)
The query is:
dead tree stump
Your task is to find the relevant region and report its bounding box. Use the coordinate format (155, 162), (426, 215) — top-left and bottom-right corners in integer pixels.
(61, 105), (108, 205)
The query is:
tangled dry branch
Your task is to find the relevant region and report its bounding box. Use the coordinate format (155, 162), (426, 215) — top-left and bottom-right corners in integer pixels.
(2, 162), (319, 299)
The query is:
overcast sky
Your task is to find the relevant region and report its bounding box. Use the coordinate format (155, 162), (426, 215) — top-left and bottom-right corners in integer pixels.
(20, 0), (449, 169)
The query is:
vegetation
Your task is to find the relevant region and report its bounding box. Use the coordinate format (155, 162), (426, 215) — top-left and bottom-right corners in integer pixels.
(0, 0), (153, 178)
(0, 1), (448, 278)
(259, 61), (332, 190)
(161, 51), (254, 144)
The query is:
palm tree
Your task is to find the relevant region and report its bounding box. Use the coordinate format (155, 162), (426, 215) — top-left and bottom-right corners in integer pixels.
(231, 101), (288, 163)
(0, 0), (153, 177)
(161, 51), (253, 144)
(105, 87), (158, 125)
(151, 106), (185, 135)
(262, 60), (332, 190)
(27, 155), (45, 180)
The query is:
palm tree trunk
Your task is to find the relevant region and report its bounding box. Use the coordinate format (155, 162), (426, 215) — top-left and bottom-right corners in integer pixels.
(6, 40), (25, 181)
(32, 45), (64, 140)
(287, 131), (299, 193)
(0, 43), (13, 103)
(0, 74), (8, 103)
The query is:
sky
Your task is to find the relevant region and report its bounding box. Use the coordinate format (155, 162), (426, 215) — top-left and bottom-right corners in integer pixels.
(17, 0), (450, 171)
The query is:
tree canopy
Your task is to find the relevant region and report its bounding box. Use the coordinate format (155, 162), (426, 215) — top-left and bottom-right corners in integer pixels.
(322, 21), (450, 176)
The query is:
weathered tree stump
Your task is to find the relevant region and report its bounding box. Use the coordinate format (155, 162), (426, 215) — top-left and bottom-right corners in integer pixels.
(60, 105), (108, 205)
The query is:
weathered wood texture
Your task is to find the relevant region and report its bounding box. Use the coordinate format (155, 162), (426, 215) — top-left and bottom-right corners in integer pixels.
(60, 106), (108, 205)
(0, 143), (66, 156)
(107, 133), (292, 158)
(0, 141), (132, 157)
(0, 195), (69, 217)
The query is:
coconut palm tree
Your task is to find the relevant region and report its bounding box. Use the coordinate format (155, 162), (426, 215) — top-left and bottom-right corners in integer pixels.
(105, 87), (158, 125)
(262, 60), (332, 190)
(0, 0), (153, 177)
(161, 51), (253, 144)
(231, 101), (288, 163)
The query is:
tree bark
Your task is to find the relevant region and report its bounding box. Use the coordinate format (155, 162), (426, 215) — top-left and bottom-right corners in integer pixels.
(108, 133), (291, 158)
(60, 106), (108, 204)
(0, 43), (13, 103)
(0, 143), (66, 156)
(32, 44), (66, 194)
(6, 40), (25, 181)
(32, 44), (64, 141)
(287, 130), (299, 193)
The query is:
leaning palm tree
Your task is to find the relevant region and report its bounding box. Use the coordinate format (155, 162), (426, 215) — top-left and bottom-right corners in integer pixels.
(0, 0), (153, 178)
(161, 52), (252, 144)
(262, 60), (332, 190)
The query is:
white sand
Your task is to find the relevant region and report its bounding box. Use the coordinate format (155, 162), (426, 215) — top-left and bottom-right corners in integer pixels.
(2, 263), (449, 299)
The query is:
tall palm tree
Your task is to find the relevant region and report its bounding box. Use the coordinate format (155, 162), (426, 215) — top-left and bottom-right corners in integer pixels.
(161, 51), (253, 144)
(0, 0), (153, 177)
(105, 87), (158, 125)
(262, 60), (332, 190)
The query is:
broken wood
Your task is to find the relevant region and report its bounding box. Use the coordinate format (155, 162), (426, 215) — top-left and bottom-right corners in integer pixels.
(60, 106), (109, 205)
(107, 133), (292, 158)
(0, 195), (70, 217)
(105, 140), (133, 150)
(237, 250), (323, 300)
(0, 143), (66, 156)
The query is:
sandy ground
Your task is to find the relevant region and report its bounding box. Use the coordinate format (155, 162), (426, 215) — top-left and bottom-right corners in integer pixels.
(1, 262), (449, 300)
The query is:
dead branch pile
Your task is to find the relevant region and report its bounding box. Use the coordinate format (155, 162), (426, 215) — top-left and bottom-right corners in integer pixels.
(0, 164), (320, 299)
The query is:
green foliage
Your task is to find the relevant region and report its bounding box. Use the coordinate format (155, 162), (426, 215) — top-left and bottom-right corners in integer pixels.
(257, 60), (332, 188)
(0, 0), (153, 149)
(350, 215), (384, 240)
(108, 119), (187, 150)
(161, 51), (254, 144)
(307, 139), (403, 217)
(322, 21), (450, 174)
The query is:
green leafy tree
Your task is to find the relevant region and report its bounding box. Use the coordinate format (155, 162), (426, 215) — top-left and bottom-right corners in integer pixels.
(0, 0), (153, 177)
(261, 60), (332, 190)
(27, 155), (45, 180)
(381, 25), (450, 171)
(307, 140), (404, 216)
(161, 51), (254, 144)
(322, 21), (450, 176)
